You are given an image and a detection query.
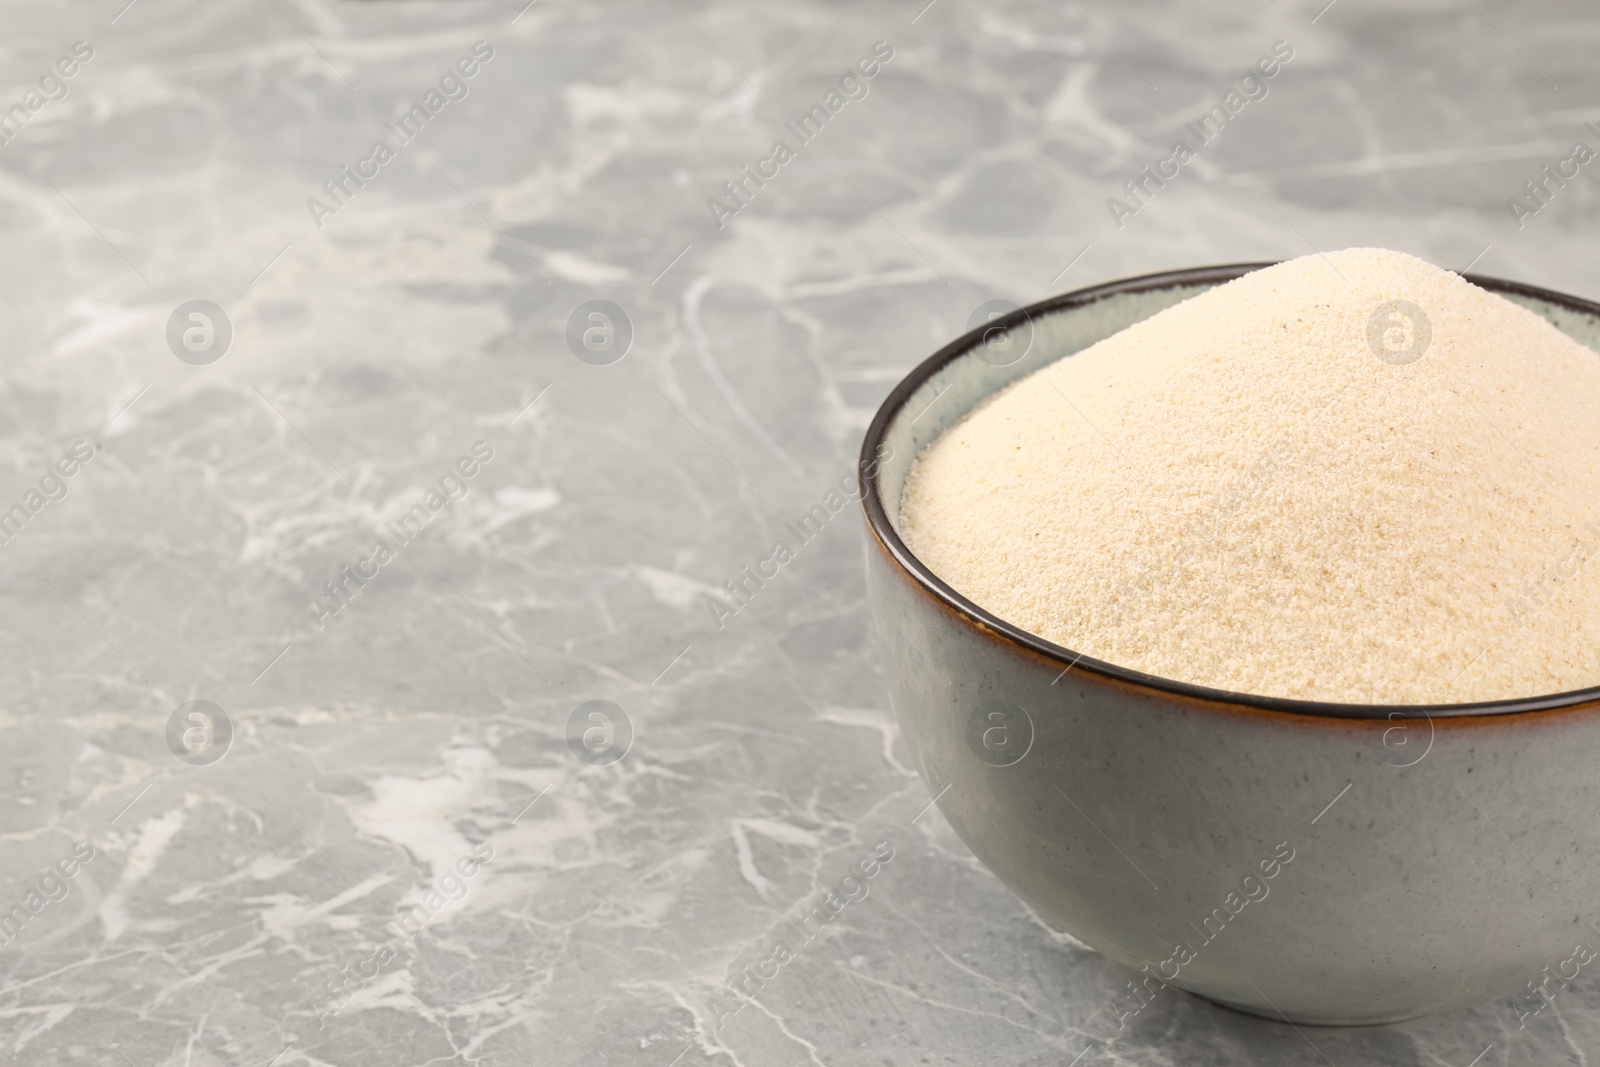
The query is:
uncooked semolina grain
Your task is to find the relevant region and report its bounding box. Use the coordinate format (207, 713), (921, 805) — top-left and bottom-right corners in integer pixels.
(898, 248), (1600, 703)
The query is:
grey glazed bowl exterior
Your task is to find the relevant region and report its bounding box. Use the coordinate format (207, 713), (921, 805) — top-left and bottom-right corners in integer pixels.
(859, 264), (1600, 1026)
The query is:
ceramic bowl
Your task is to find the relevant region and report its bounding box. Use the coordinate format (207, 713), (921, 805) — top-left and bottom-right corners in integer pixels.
(858, 263), (1600, 1026)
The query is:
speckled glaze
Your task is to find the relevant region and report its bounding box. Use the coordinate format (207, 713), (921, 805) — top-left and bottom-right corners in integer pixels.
(860, 265), (1600, 1025)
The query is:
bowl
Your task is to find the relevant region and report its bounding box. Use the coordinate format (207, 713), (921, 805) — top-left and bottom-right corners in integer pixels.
(858, 263), (1600, 1026)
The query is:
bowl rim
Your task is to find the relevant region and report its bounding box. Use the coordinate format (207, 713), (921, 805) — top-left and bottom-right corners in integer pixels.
(858, 261), (1600, 721)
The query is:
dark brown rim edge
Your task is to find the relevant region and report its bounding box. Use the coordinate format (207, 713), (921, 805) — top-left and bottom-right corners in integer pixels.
(859, 261), (1600, 722)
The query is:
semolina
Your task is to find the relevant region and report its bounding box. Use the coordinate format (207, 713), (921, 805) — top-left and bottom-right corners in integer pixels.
(899, 249), (1600, 703)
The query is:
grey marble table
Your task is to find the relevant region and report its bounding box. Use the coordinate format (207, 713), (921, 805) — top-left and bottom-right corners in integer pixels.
(2, 0), (1599, 1064)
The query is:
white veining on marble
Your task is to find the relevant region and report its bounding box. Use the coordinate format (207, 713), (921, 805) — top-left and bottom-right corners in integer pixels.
(0, 0), (1598, 1064)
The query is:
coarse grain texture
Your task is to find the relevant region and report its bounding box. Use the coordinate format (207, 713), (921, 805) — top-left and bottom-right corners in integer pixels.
(898, 249), (1600, 703)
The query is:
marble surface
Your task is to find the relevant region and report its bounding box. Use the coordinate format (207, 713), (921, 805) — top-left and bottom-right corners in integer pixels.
(2, 0), (1600, 1064)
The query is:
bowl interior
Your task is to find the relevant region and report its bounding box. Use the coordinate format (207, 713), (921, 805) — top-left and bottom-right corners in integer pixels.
(878, 280), (1219, 529)
(867, 263), (1600, 718)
